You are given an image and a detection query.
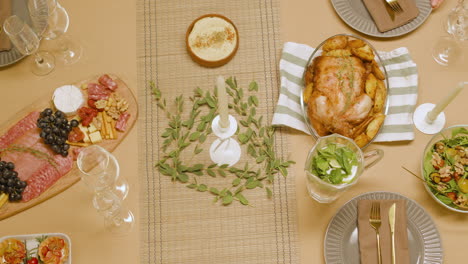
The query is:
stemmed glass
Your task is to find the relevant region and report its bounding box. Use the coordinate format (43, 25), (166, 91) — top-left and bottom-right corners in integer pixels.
(28, 0), (82, 65)
(2, 15), (55, 75)
(77, 145), (134, 234)
(432, 0), (467, 66)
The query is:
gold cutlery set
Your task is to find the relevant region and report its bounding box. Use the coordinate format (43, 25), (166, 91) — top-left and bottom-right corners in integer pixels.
(370, 202), (397, 264)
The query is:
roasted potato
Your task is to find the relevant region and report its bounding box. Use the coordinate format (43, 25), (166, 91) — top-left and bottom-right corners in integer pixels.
(322, 35), (348, 51)
(324, 49), (352, 57)
(347, 39), (366, 49)
(366, 113), (385, 139)
(373, 80), (386, 113)
(303, 83), (314, 105)
(365, 73), (377, 99)
(372, 61), (386, 80)
(304, 65), (314, 85)
(351, 45), (374, 61)
(354, 133), (370, 148)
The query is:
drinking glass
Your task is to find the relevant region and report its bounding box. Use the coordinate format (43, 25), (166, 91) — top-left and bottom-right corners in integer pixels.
(3, 15), (55, 75)
(432, 0), (467, 66)
(76, 145), (129, 200)
(304, 134), (383, 203)
(77, 145), (134, 235)
(28, 0), (82, 65)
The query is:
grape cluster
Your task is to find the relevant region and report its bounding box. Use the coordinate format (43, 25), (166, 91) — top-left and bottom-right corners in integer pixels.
(0, 161), (27, 201)
(37, 108), (79, 157)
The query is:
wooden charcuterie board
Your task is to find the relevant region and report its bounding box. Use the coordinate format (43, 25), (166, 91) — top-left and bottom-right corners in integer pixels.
(0, 74), (138, 220)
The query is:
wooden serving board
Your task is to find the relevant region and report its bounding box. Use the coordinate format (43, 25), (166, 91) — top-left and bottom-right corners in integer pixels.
(0, 74), (138, 220)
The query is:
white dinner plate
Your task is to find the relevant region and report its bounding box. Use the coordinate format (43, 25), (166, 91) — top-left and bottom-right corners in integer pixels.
(331, 0), (432, 38)
(324, 191), (443, 264)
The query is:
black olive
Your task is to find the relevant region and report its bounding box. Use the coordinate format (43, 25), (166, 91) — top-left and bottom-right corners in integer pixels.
(9, 192), (16, 201)
(0, 162), (4, 170)
(16, 193), (22, 201)
(61, 150), (68, 157)
(65, 124), (72, 132)
(44, 127), (52, 134)
(49, 115), (55, 122)
(51, 145), (60, 153)
(19, 181), (27, 188)
(0, 185), (5, 192)
(44, 108), (53, 116)
(10, 171), (17, 178)
(6, 162), (14, 170)
(0, 178), (5, 185)
(3, 171), (12, 179)
(55, 111), (64, 118)
(6, 186), (13, 194)
(55, 118), (63, 126)
(7, 179), (15, 187)
(40, 131), (47, 138)
(60, 129), (68, 137)
(17, 187), (24, 193)
(38, 122), (48, 129)
(56, 138), (65, 145)
(63, 144), (70, 151)
(52, 127), (60, 134)
(70, 119), (79, 127)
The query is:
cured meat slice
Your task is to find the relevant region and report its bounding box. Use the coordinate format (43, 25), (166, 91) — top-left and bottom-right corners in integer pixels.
(0, 111), (74, 202)
(0, 111), (40, 149)
(98, 74), (118, 91)
(21, 154), (73, 202)
(115, 112), (130, 132)
(87, 83), (111, 100)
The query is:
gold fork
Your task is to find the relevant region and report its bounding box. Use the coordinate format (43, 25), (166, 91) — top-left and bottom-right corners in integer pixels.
(369, 202), (382, 264)
(386, 0), (403, 13)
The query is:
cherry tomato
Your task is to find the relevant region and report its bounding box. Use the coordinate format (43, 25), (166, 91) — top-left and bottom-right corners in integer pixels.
(28, 257), (39, 264)
(447, 192), (457, 201)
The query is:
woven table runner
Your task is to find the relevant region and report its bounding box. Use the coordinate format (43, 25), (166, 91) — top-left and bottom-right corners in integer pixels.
(136, 1), (299, 263)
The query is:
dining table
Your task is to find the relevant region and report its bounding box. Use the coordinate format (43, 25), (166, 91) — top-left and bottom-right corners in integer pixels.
(0, 0), (467, 263)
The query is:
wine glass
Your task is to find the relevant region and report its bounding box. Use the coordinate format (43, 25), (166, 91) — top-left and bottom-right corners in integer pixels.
(28, 0), (82, 65)
(432, 0), (468, 66)
(77, 145), (134, 235)
(2, 15), (55, 75)
(76, 145), (129, 200)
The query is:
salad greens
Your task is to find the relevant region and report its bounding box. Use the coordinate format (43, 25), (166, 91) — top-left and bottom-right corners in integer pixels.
(423, 127), (468, 210)
(309, 143), (358, 184)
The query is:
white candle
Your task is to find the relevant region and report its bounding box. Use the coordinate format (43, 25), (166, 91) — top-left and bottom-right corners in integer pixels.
(427, 82), (465, 122)
(217, 76), (230, 128)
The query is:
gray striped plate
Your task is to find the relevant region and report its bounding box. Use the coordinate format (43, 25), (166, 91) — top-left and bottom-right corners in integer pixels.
(331, 0), (432, 38)
(0, 0), (48, 67)
(324, 191), (443, 264)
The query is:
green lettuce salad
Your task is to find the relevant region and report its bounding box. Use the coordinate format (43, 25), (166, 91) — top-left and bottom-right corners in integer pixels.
(423, 127), (468, 210)
(309, 143), (358, 184)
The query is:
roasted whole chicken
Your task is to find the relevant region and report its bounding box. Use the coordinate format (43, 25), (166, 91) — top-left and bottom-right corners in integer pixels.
(303, 35), (387, 147)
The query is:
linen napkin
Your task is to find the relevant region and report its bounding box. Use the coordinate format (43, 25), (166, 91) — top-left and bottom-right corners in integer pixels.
(0, 0), (12, 51)
(357, 200), (410, 264)
(362, 0), (420, 33)
(272, 42), (418, 142)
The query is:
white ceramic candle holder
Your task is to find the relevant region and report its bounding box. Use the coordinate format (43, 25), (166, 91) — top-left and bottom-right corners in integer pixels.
(211, 115), (237, 139)
(413, 103), (446, 134)
(209, 137), (241, 167)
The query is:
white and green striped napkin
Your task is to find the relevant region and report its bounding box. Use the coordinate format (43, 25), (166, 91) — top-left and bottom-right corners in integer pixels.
(272, 42), (418, 142)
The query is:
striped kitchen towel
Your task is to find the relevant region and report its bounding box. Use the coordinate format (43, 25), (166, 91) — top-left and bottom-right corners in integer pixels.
(272, 42), (417, 142)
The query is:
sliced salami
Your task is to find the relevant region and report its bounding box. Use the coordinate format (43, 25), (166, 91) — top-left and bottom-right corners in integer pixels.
(87, 83), (111, 100)
(98, 74), (118, 91)
(115, 112), (130, 132)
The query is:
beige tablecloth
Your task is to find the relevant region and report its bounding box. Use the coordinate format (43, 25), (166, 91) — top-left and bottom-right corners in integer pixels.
(0, 0), (467, 263)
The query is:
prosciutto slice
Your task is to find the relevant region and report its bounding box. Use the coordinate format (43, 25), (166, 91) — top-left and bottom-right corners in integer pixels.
(0, 111), (73, 202)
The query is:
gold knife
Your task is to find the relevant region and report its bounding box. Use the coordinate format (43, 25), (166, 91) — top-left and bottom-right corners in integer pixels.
(389, 203), (396, 264)
(382, 0), (395, 21)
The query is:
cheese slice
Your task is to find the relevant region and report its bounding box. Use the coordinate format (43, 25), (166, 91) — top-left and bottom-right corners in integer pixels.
(52, 85), (84, 116)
